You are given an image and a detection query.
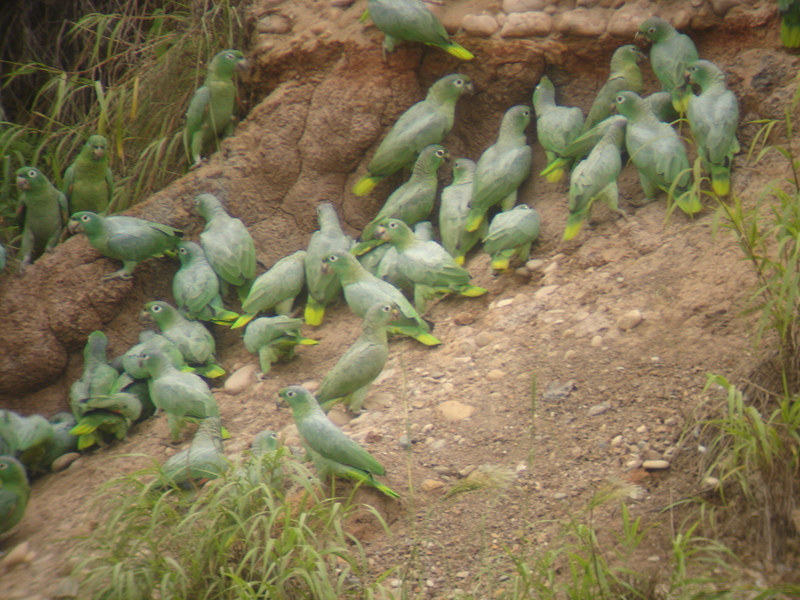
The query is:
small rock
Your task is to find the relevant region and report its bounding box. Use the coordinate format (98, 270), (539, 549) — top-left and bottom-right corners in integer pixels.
(643, 449), (662, 461)
(503, 0), (546, 12)
(476, 331), (495, 346)
(526, 259), (545, 271)
(461, 14), (500, 37)
(454, 312), (477, 325)
(611, 435), (624, 446)
(51, 452), (81, 472)
(588, 401), (611, 416)
(555, 9), (607, 36)
(617, 309), (642, 331)
(642, 459), (670, 470)
(256, 14), (292, 34)
(543, 261), (558, 274)
(435, 400), (476, 421)
(515, 267), (531, 277)
(703, 476), (721, 490)
(331, 0), (354, 6)
(486, 369), (506, 381)
(431, 439), (447, 450)
(553, 492), (567, 500)
(399, 434), (412, 449)
(420, 479), (445, 491)
(636, 425), (648, 434)
(53, 576), (80, 598)
(534, 285), (558, 299)
(495, 298), (514, 308)
(1, 541), (34, 570)
(500, 11), (553, 37)
(590, 335), (603, 347)
(544, 380), (575, 400)
(389, 578), (402, 588)
(456, 570), (471, 578)
(564, 349), (576, 360)
(606, 4), (649, 37)
(224, 364), (258, 395)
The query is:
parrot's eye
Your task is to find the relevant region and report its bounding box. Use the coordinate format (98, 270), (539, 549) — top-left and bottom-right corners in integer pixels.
(286, 390), (296, 398)
(648, 27), (656, 34)
(523, 109), (530, 116)
(152, 305), (162, 313)
(455, 79), (464, 86)
(616, 95), (624, 103)
(0, 463), (7, 470)
(388, 222), (398, 229)
(436, 150), (445, 158)
(226, 52), (235, 60)
(382, 305), (391, 312)
(328, 255), (338, 262)
(179, 248), (187, 254)
(81, 214), (91, 222)
(27, 169), (36, 178)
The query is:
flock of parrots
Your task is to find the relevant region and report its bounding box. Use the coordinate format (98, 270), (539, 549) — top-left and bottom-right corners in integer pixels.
(0, 0), (768, 539)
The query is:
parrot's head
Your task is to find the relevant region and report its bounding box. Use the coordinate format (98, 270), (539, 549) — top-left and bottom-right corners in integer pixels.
(141, 301), (173, 326)
(86, 135), (108, 161)
(505, 106), (532, 133)
(419, 144), (450, 170)
(194, 193), (222, 219)
(452, 158), (476, 183)
(636, 16), (670, 44)
(612, 91), (640, 118)
(136, 350), (167, 376)
(176, 241), (201, 265)
(438, 74), (474, 99)
(68, 211), (104, 235)
(367, 301), (400, 326)
(0, 456), (27, 484)
(15, 166), (47, 192)
(322, 251), (351, 275)
(374, 218), (409, 243)
(211, 49), (248, 77)
(614, 44), (646, 67)
(251, 430), (279, 453)
(685, 60), (720, 89)
(277, 385), (313, 410)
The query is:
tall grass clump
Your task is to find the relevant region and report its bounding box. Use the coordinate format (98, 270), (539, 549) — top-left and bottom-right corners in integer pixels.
(0, 0), (247, 247)
(73, 448), (390, 600)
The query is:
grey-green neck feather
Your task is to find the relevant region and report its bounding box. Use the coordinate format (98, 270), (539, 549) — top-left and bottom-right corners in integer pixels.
(498, 107), (530, 147)
(196, 194), (229, 221)
(317, 203), (344, 233)
(83, 332), (109, 372)
(412, 148), (445, 178)
(533, 78), (555, 114)
(452, 159), (475, 185)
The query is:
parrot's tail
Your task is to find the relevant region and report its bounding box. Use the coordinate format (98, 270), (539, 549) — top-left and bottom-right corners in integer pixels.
(782, 18), (800, 48)
(540, 156), (570, 179)
(442, 42), (474, 61)
(458, 284), (487, 298)
(196, 363), (227, 379)
(563, 213), (585, 241)
(371, 478), (401, 499)
(490, 256), (511, 271)
(675, 190), (703, 216)
(464, 209), (484, 233)
(231, 314), (256, 329)
(304, 296), (326, 326)
(453, 254), (465, 266)
(351, 238), (384, 256)
(710, 164), (731, 197)
(353, 175), (381, 196)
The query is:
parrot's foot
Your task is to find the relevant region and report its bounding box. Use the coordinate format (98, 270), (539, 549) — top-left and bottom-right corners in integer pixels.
(102, 270), (133, 281)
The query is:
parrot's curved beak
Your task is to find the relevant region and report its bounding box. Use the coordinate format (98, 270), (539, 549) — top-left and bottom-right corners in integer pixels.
(465, 81), (475, 95)
(236, 59), (250, 72)
(67, 219), (81, 234)
(92, 147), (105, 161)
(375, 226), (388, 241)
(16, 177), (29, 190)
(321, 262), (331, 274)
(390, 308), (400, 320)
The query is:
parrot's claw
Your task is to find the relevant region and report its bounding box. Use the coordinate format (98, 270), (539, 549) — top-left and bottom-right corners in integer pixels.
(103, 271), (133, 281)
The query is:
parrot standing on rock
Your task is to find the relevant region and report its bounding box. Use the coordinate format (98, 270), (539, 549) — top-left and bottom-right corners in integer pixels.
(279, 385), (399, 499)
(15, 166), (68, 273)
(613, 91), (700, 215)
(353, 74), (472, 196)
(141, 301), (225, 378)
(68, 211), (182, 280)
(304, 203), (353, 326)
(323, 250), (440, 345)
(243, 316), (319, 375)
(363, 0), (473, 60)
(686, 60), (740, 197)
(194, 193), (256, 290)
(466, 106), (533, 232)
(636, 16), (698, 114)
(439, 158), (485, 266)
(583, 45), (644, 132)
(173, 241), (238, 323)
(564, 118), (627, 241)
(376, 218), (486, 313)
(358, 144), (449, 243)
(315, 302), (397, 413)
(233, 250), (307, 329)
(62, 134), (114, 215)
(0, 456), (30, 535)
(184, 49), (248, 169)
(483, 205), (541, 271)
(533, 76), (584, 183)
(160, 417), (228, 492)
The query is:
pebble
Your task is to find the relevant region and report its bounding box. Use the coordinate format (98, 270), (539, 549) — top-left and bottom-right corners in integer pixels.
(607, 4), (650, 36)
(1, 541), (35, 570)
(553, 492), (567, 500)
(486, 369), (506, 381)
(327, 408), (350, 426)
(461, 14), (500, 37)
(224, 364), (258, 395)
(435, 400), (476, 421)
(456, 570), (471, 578)
(564, 349), (576, 361)
(611, 435), (624, 447)
(476, 331), (495, 347)
(617, 310), (643, 331)
(256, 15), (292, 34)
(51, 452), (81, 472)
(555, 9), (607, 36)
(534, 285), (558, 299)
(503, 0), (546, 12)
(431, 439), (447, 450)
(590, 335), (603, 347)
(636, 425), (647, 434)
(495, 298), (514, 309)
(526, 259), (545, 271)
(420, 479), (445, 491)
(500, 11), (554, 38)
(643, 449), (662, 461)
(642, 459), (670, 470)
(399, 434), (412, 449)
(588, 401), (611, 416)
(330, 0), (354, 6)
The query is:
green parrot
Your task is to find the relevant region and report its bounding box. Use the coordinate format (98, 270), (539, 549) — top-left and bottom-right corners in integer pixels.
(779, 0), (800, 47)
(69, 331), (124, 408)
(184, 49), (248, 169)
(376, 220), (434, 290)
(15, 166), (68, 273)
(322, 250), (440, 345)
(0, 410), (54, 476)
(357, 240), (392, 276)
(613, 91), (700, 215)
(160, 417), (228, 491)
(363, 0), (473, 60)
(62, 134), (114, 215)
(439, 158), (486, 266)
(243, 315), (319, 375)
(173, 241), (238, 323)
(117, 330), (185, 379)
(533, 76), (585, 183)
(375, 218), (486, 313)
(39, 413), (79, 474)
(645, 91), (680, 123)
(564, 118), (627, 241)
(359, 144), (449, 242)
(194, 193), (256, 289)
(583, 45), (644, 133)
(304, 203), (353, 326)
(233, 250), (306, 329)
(483, 204), (541, 270)
(686, 60), (740, 197)
(636, 16), (699, 114)
(67, 211), (182, 280)
(141, 301), (225, 378)
(316, 302), (397, 413)
(279, 385), (399, 498)
(466, 105), (532, 232)
(353, 74), (473, 196)
(139, 350), (221, 443)
(0, 456), (30, 535)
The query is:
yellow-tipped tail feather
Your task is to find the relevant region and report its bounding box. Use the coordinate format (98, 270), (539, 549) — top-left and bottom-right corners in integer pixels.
(232, 314), (256, 329)
(304, 297), (325, 326)
(563, 214), (584, 241)
(676, 191), (702, 215)
(545, 168), (565, 184)
(197, 364), (226, 379)
(710, 165), (731, 197)
(351, 239), (384, 256)
(353, 175), (380, 196)
(540, 157), (569, 178)
(782, 21), (800, 48)
(465, 209), (484, 232)
(443, 42), (474, 61)
(458, 284), (487, 297)
(454, 254), (465, 266)
(413, 332), (442, 346)
(491, 257), (510, 271)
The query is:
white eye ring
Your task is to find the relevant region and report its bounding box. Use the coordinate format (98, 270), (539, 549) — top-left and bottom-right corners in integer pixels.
(287, 390), (296, 398)
(27, 169), (36, 178)
(152, 305), (162, 312)
(0, 463), (8, 470)
(81, 214), (91, 222)
(436, 150), (445, 157)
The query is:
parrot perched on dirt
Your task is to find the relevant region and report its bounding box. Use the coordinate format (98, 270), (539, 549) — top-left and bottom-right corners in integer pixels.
(62, 134), (114, 215)
(0, 410), (54, 476)
(686, 60), (740, 197)
(564, 118), (627, 241)
(233, 250), (306, 329)
(483, 205), (541, 270)
(194, 193), (256, 289)
(0, 456), (30, 535)
(376, 221), (433, 290)
(533, 75), (585, 183)
(439, 158), (485, 266)
(68, 211), (182, 280)
(160, 417), (228, 491)
(243, 315), (319, 375)
(636, 16), (698, 114)
(139, 350), (221, 443)
(39, 413), (78, 474)
(184, 49), (248, 169)
(322, 250), (440, 345)
(353, 74), (472, 196)
(316, 302), (397, 413)
(279, 385), (399, 498)
(304, 203), (353, 326)
(15, 166), (68, 273)
(117, 331), (185, 379)
(173, 241), (238, 323)
(779, 0), (800, 47)
(583, 45), (644, 132)
(363, 0), (473, 60)
(466, 106), (532, 232)
(141, 301), (225, 378)
(359, 144), (449, 243)
(613, 91), (700, 215)
(375, 218), (486, 313)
